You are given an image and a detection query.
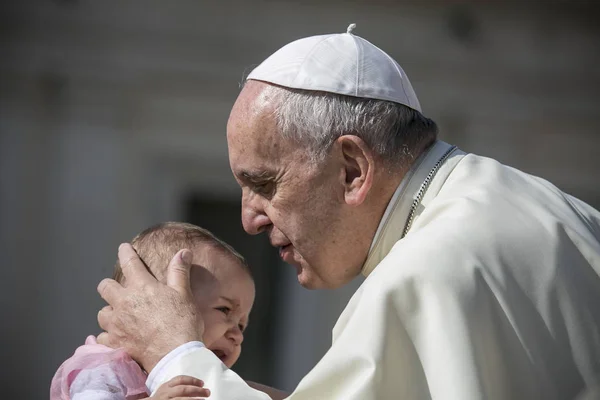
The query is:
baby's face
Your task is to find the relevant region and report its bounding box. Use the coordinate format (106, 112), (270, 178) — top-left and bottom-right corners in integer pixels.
(188, 244), (255, 368)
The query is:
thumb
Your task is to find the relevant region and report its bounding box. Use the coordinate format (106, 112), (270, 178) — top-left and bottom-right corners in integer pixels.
(167, 249), (194, 295)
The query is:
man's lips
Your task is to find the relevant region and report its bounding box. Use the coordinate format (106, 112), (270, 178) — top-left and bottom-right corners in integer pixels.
(271, 237), (297, 265)
(278, 244), (296, 264)
(270, 237), (291, 248)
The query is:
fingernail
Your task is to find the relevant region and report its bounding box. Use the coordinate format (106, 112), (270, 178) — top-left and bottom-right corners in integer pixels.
(181, 249), (193, 264)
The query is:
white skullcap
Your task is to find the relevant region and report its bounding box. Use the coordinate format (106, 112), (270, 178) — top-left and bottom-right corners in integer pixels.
(247, 23), (422, 112)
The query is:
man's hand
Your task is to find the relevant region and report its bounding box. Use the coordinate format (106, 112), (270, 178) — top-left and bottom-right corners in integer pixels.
(97, 244), (204, 372)
(150, 375), (211, 399)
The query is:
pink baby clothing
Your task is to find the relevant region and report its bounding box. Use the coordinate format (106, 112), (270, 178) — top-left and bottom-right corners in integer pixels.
(50, 335), (149, 400)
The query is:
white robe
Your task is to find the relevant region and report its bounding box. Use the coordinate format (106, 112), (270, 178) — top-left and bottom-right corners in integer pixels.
(146, 141), (600, 399)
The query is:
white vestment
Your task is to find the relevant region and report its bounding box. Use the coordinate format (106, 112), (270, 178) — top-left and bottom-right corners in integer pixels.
(147, 141), (600, 399)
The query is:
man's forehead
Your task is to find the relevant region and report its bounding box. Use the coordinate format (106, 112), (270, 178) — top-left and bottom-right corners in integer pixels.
(227, 127), (279, 168)
(228, 100), (285, 168)
(230, 81), (278, 120)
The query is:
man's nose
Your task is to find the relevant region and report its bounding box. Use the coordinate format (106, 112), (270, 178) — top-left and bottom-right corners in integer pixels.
(226, 325), (244, 346)
(241, 192), (271, 235)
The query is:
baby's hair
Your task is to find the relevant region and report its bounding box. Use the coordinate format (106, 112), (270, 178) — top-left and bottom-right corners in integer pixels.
(113, 222), (250, 284)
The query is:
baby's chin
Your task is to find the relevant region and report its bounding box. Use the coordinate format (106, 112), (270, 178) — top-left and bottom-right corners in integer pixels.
(224, 358), (236, 368)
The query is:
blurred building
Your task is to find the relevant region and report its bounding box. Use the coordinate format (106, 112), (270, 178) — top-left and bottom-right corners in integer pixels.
(1, 1), (599, 398)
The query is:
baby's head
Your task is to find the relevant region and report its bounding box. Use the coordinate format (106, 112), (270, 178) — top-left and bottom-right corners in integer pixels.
(113, 222), (255, 368)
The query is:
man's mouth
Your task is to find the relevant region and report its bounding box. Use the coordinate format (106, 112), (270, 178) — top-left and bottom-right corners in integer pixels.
(278, 244), (295, 263)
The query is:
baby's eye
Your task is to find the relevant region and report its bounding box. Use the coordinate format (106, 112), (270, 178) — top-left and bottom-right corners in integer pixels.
(216, 306), (231, 316)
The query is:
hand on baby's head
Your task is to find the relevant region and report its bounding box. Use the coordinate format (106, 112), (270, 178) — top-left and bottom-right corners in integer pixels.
(107, 222), (255, 370)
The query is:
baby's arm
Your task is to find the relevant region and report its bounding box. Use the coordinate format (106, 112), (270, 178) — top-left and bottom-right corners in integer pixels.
(71, 369), (210, 400)
(51, 336), (148, 400)
(247, 381), (289, 400)
(69, 363), (147, 400)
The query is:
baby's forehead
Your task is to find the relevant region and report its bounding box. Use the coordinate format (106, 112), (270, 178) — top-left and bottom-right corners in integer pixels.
(190, 261), (252, 289)
(190, 263), (219, 286)
(190, 260), (254, 307)
(191, 243), (247, 271)
(148, 241), (225, 283)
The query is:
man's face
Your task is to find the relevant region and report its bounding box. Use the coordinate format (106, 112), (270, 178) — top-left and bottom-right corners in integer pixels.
(226, 82), (370, 289)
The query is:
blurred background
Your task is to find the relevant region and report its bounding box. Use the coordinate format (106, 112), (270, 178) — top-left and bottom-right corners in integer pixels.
(1, 0), (599, 398)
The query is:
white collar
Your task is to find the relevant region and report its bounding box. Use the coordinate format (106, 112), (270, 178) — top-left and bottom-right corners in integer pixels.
(362, 140), (463, 276)
(368, 173), (407, 254)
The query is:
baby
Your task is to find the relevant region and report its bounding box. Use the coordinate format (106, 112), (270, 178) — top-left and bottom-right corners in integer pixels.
(50, 222), (256, 399)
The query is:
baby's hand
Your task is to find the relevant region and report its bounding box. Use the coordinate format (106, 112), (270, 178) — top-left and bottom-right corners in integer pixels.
(151, 375), (211, 399)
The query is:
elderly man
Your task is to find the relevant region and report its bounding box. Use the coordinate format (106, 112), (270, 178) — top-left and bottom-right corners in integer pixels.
(97, 26), (600, 399)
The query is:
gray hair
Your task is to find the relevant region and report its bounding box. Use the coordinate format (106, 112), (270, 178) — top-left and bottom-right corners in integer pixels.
(269, 85), (438, 166)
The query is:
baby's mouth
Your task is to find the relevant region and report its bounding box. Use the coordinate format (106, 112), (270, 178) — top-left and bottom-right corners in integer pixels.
(212, 349), (228, 363)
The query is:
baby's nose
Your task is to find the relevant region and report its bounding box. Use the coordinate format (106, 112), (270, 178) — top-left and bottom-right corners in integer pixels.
(226, 325), (244, 346)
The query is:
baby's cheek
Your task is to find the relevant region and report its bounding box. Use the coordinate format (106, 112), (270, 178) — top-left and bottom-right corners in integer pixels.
(227, 347), (242, 368)
(200, 317), (221, 346)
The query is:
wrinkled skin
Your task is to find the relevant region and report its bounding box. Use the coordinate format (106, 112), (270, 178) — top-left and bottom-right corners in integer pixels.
(97, 80), (406, 376)
(97, 246), (202, 372)
(227, 81), (402, 289)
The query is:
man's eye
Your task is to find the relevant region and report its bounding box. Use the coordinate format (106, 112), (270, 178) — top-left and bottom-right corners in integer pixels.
(216, 306), (231, 316)
(238, 324), (246, 332)
(253, 182), (273, 195)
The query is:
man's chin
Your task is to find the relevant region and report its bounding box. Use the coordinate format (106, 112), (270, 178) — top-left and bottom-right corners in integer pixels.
(296, 268), (330, 289)
(289, 258), (339, 289)
(297, 264), (360, 290)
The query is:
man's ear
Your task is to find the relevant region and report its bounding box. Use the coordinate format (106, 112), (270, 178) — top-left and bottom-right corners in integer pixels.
(336, 135), (375, 206)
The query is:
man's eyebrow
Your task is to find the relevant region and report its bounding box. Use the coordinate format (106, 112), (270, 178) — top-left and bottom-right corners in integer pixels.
(240, 170), (272, 182)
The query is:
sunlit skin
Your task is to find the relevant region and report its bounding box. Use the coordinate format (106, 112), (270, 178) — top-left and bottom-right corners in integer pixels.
(187, 244), (255, 368)
(226, 81), (405, 289)
(96, 79), (429, 399)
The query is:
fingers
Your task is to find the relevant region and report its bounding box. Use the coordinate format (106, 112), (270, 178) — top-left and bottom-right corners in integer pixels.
(163, 375), (210, 398)
(96, 331), (112, 347)
(166, 249), (194, 295)
(118, 243), (156, 285)
(170, 397), (209, 400)
(168, 385), (210, 398)
(166, 376), (204, 388)
(97, 305), (113, 331)
(97, 278), (124, 306)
